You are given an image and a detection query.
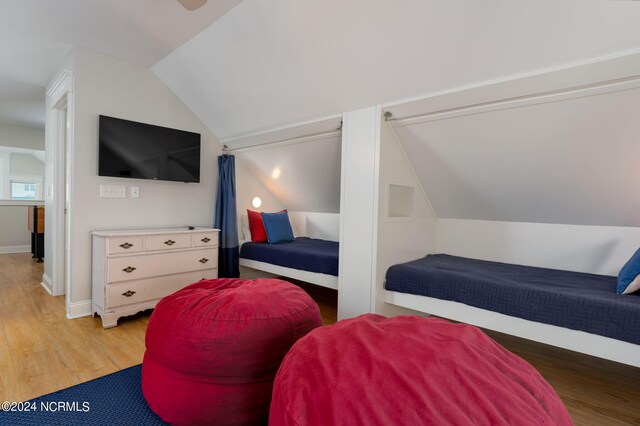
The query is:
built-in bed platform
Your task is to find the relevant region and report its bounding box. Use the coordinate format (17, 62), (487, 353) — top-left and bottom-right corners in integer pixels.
(240, 237), (339, 289)
(384, 254), (640, 367)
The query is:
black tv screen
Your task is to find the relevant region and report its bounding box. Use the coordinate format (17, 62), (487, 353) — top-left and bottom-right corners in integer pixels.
(99, 115), (201, 183)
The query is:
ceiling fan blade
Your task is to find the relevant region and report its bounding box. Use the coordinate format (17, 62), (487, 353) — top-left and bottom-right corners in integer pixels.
(177, 0), (208, 11)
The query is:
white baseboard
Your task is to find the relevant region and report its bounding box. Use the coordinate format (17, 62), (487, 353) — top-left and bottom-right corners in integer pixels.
(0, 245), (30, 254)
(41, 273), (53, 295)
(66, 300), (92, 319)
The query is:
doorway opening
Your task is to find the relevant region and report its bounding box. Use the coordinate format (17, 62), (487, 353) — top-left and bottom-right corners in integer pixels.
(46, 70), (73, 318)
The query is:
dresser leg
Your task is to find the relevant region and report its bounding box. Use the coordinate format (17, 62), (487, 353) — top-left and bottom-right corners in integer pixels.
(100, 313), (119, 328)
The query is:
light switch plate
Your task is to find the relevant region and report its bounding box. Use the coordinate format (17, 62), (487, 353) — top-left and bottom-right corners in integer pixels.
(100, 185), (126, 198)
(130, 186), (140, 198)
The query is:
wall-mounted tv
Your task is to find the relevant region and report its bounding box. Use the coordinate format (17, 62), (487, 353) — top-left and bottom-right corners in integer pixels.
(99, 115), (201, 183)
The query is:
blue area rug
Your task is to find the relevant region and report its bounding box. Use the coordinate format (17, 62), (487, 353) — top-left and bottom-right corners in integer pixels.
(0, 365), (167, 426)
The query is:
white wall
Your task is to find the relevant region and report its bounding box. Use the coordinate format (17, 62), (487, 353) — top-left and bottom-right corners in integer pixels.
(0, 206), (30, 253)
(0, 124), (45, 200)
(393, 79), (640, 227)
(0, 124), (45, 254)
(0, 151), (44, 200)
(235, 153), (285, 213)
(287, 211), (340, 241)
(234, 134), (341, 213)
(67, 47), (221, 305)
(0, 123), (45, 151)
(437, 219), (640, 276)
(383, 50), (640, 232)
(374, 119), (437, 316)
(234, 129), (341, 243)
(10, 153), (44, 176)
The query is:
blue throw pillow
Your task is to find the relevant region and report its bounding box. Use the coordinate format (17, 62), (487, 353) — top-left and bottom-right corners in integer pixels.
(261, 211), (295, 244)
(617, 248), (640, 295)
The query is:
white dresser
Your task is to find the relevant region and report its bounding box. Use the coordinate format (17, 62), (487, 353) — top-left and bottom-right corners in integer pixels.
(91, 227), (220, 328)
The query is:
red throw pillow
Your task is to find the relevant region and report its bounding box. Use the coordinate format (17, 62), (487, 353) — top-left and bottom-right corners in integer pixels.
(247, 210), (267, 243)
(247, 209), (286, 243)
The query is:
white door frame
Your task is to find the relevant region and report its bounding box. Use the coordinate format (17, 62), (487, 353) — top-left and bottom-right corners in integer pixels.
(46, 70), (74, 312)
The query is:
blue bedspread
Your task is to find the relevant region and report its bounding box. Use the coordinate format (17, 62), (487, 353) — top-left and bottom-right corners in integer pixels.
(385, 254), (640, 345)
(240, 237), (339, 276)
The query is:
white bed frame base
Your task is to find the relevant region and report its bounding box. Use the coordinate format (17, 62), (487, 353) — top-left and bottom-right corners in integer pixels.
(384, 290), (640, 368)
(239, 258), (338, 290)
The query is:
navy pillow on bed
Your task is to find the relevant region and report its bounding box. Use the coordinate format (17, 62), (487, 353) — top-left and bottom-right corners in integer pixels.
(617, 247), (640, 295)
(261, 211), (295, 244)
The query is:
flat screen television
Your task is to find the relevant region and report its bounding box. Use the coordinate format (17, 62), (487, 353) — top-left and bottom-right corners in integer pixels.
(98, 115), (201, 183)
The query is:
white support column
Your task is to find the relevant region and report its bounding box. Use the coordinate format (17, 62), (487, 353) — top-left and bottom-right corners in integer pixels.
(337, 105), (381, 320)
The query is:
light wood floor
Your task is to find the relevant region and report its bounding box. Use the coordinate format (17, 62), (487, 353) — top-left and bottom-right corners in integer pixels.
(0, 257), (337, 403)
(0, 253), (149, 403)
(1, 254), (639, 425)
(483, 329), (640, 426)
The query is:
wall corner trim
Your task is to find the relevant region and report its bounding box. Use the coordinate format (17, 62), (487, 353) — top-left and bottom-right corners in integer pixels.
(41, 273), (53, 295)
(47, 70), (74, 100)
(66, 300), (92, 319)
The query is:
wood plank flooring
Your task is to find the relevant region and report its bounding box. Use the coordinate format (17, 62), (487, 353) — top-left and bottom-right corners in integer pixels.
(1, 255), (639, 425)
(0, 253), (149, 402)
(483, 329), (640, 425)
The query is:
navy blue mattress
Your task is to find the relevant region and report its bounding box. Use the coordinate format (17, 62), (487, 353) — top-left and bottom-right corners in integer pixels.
(385, 254), (640, 345)
(240, 237), (339, 276)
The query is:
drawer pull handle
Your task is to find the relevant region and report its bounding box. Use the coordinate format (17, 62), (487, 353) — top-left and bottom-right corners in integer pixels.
(119, 242), (134, 249)
(164, 240), (176, 246)
(122, 266), (137, 273)
(198, 258), (209, 264)
(201, 237), (211, 243)
(122, 290), (136, 297)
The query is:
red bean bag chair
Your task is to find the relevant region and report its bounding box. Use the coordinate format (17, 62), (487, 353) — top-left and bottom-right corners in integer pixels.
(142, 278), (322, 426)
(270, 314), (573, 426)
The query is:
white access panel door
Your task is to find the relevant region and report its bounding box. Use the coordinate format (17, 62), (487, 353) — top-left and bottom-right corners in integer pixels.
(338, 105), (381, 320)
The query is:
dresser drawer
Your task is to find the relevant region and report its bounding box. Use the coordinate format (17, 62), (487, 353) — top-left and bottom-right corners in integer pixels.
(107, 248), (218, 283)
(107, 236), (143, 255)
(193, 231), (218, 248)
(106, 269), (218, 308)
(145, 233), (192, 251)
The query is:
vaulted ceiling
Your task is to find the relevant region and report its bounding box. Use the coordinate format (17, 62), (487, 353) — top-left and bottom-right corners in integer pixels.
(154, 0), (640, 141)
(4, 1), (640, 227)
(151, 0), (640, 227)
(0, 0), (243, 128)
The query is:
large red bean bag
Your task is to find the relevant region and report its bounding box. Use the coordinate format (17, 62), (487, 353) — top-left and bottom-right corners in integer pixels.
(270, 314), (573, 426)
(142, 278), (322, 426)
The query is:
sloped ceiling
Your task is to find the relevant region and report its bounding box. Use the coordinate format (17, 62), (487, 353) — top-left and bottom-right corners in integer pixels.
(154, 0), (640, 141)
(235, 135), (341, 213)
(393, 85), (640, 227)
(151, 0), (640, 226)
(0, 0), (243, 127)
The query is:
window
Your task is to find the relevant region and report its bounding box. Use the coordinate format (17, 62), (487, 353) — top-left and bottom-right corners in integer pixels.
(11, 181), (37, 200)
